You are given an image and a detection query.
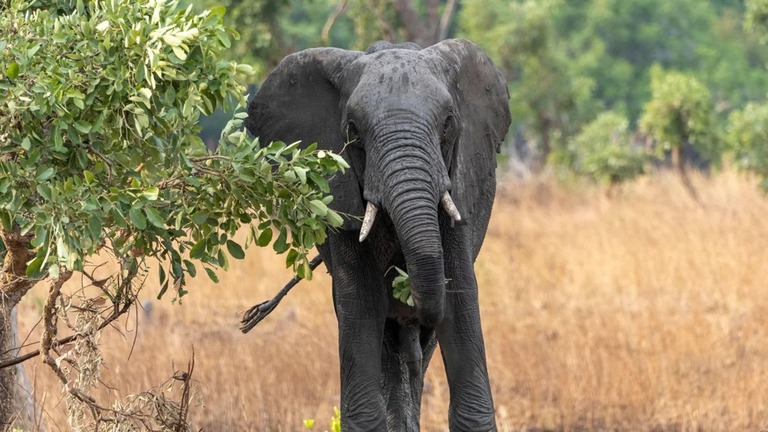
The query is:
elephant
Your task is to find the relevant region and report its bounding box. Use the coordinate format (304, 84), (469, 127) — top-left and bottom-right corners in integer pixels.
(244, 39), (511, 432)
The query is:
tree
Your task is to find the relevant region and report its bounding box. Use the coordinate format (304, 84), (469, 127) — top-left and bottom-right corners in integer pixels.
(640, 68), (719, 200)
(0, 0), (345, 428)
(556, 111), (649, 190)
(181, 0), (293, 80)
(726, 102), (768, 190)
(338, 0), (456, 50)
(459, 0), (593, 168)
(746, 0), (768, 41)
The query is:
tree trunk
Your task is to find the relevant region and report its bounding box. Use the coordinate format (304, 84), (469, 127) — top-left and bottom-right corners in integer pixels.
(0, 299), (19, 430)
(673, 144), (699, 202)
(0, 228), (37, 430)
(394, 0), (456, 47)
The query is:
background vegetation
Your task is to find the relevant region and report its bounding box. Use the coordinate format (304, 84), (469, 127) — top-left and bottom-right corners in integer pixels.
(186, 0), (768, 186)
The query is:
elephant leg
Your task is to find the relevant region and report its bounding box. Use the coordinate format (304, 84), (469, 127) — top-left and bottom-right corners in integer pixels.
(438, 225), (496, 432)
(381, 321), (439, 431)
(330, 231), (389, 432)
(381, 320), (420, 431)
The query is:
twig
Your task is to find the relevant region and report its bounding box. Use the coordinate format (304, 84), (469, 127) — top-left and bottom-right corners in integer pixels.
(240, 255), (323, 333)
(0, 278), (136, 370)
(173, 350), (194, 432)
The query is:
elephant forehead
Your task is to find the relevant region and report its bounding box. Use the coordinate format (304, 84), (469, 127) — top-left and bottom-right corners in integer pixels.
(348, 55), (451, 114)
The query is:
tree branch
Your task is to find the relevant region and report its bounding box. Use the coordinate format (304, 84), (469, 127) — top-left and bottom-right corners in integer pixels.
(321, 0), (349, 45)
(240, 255), (323, 333)
(438, 0), (457, 41)
(0, 269), (137, 370)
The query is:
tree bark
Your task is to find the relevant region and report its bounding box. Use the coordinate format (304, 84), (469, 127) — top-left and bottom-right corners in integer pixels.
(0, 228), (37, 430)
(393, 0), (455, 47)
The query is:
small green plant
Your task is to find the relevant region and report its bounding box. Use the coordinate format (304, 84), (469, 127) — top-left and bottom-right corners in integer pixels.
(304, 406), (341, 432)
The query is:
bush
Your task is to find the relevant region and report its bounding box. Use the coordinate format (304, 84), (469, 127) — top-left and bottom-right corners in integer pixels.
(555, 111), (649, 186)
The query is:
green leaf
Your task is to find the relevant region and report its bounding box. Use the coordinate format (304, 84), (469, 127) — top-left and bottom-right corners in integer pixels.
(142, 186), (159, 201)
(226, 240), (245, 260)
(308, 199), (328, 217)
(35, 167), (55, 181)
(5, 62), (19, 80)
(0, 211), (10, 231)
(285, 248), (298, 268)
(273, 228), (288, 254)
(163, 34), (182, 47)
(129, 207), (147, 230)
(73, 120), (91, 134)
(326, 210), (343, 228)
(189, 239), (206, 259)
(159, 265), (167, 287)
(26, 255), (46, 279)
(145, 207), (165, 228)
(205, 267), (219, 283)
(172, 46), (187, 61)
(191, 212), (209, 225)
(36, 184), (52, 200)
(183, 259), (197, 277)
(30, 228), (48, 248)
(256, 228), (273, 247)
(20, 136), (31, 151)
(217, 248), (229, 270)
(88, 215), (102, 238)
(209, 5), (226, 17)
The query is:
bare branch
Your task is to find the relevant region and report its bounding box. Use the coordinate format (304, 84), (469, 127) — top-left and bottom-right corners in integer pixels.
(241, 255), (323, 332)
(322, 0), (350, 45)
(438, 0), (457, 41)
(0, 265), (137, 370)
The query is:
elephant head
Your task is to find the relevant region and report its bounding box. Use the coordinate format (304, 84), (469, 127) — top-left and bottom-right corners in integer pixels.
(245, 39), (510, 329)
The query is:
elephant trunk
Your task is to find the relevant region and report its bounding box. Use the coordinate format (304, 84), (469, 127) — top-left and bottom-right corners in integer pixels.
(377, 149), (447, 329)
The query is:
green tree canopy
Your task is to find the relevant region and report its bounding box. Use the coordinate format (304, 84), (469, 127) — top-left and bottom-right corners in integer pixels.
(727, 102), (768, 190)
(558, 111), (649, 187)
(0, 0), (345, 427)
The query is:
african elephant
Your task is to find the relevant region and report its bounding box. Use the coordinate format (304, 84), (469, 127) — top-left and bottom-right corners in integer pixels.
(244, 39), (511, 432)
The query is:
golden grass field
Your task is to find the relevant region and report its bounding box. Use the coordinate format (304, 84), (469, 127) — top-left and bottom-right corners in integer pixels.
(15, 169), (768, 431)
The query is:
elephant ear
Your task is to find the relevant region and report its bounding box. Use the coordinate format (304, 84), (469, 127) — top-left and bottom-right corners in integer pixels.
(427, 39), (511, 257)
(245, 48), (365, 230)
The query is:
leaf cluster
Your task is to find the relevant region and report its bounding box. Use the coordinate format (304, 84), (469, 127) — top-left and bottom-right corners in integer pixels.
(726, 102), (768, 189)
(640, 69), (719, 163)
(0, 0), (346, 299)
(391, 266), (414, 307)
(556, 112), (649, 186)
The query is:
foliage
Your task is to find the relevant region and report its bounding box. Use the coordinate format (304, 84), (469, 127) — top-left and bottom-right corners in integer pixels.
(746, 0), (768, 41)
(639, 68), (719, 164)
(726, 102), (768, 190)
(180, 0), (292, 80)
(0, 0), (346, 299)
(557, 112), (649, 186)
(391, 266), (414, 307)
(460, 0), (591, 161)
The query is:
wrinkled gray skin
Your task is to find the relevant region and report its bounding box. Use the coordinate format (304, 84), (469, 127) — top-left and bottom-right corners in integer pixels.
(245, 39), (511, 432)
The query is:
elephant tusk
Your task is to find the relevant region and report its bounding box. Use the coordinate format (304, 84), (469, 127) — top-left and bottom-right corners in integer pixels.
(441, 192), (462, 223)
(359, 202), (378, 242)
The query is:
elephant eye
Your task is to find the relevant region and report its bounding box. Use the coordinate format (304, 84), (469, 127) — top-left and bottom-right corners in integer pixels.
(345, 120), (360, 145)
(442, 114), (456, 138)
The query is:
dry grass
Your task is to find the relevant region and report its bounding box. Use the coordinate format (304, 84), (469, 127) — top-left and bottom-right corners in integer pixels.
(16, 169), (768, 431)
